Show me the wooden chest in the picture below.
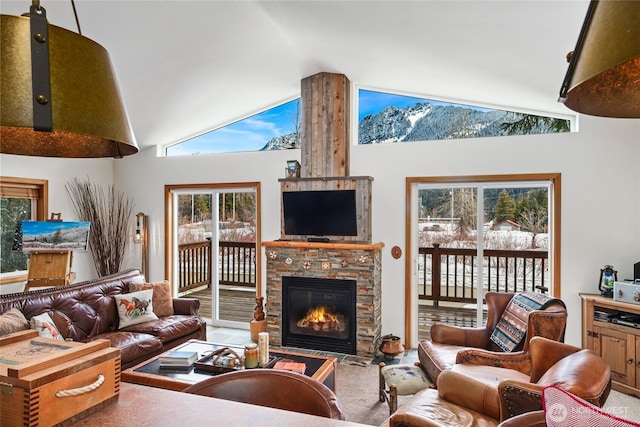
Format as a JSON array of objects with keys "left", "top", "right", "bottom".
[{"left": 0, "top": 330, "right": 120, "bottom": 427}]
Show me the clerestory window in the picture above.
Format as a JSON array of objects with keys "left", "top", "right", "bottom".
[
  {"left": 165, "top": 98, "right": 301, "bottom": 156},
  {"left": 165, "top": 88, "right": 572, "bottom": 156},
  {"left": 357, "top": 89, "right": 572, "bottom": 145}
]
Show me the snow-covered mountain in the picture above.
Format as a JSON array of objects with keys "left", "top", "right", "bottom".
[
  {"left": 358, "top": 102, "right": 515, "bottom": 144},
  {"left": 262, "top": 101, "right": 563, "bottom": 150}
]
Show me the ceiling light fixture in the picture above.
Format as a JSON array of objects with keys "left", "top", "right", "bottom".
[
  {"left": 558, "top": 0, "right": 640, "bottom": 118},
  {"left": 0, "top": 0, "right": 138, "bottom": 158}
]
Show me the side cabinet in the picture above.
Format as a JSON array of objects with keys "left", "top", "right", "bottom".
[{"left": 581, "top": 293, "right": 640, "bottom": 398}]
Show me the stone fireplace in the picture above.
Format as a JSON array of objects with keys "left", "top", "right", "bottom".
[
  {"left": 264, "top": 241, "right": 383, "bottom": 358},
  {"left": 263, "top": 72, "right": 383, "bottom": 358}
]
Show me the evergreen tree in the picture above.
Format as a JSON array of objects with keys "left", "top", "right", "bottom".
[
  {"left": 193, "top": 194, "right": 210, "bottom": 222},
  {"left": 1, "top": 199, "right": 30, "bottom": 273},
  {"left": 494, "top": 190, "right": 516, "bottom": 223},
  {"left": 500, "top": 113, "right": 569, "bottom": 135}
]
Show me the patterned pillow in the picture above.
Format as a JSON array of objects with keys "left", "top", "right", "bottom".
[
  {"left": 543, "top": 386, "right": 640, "bottom": 427},
  {"left": 30, "top": 312, "right": 64, "bottom": 340},
  {"left": 381, "top": 364, "right": 432, "bottom": 395},
  {"left": 0, "top": 308, "right": 29, "bottom": 336},
  {"left": 128, "top": 280, "right": 174, "bottom": 317},
  {"left": 114, "top": 289, "right": 159, "bottom": 329}
]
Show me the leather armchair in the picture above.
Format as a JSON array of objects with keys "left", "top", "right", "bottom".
[
  {"left": 390, "top": 337, "right": 611, "bottom": 427},
  {"left": 418, "top": 291, "right": 567, "bottom": 383},
  {"left": 182, "top": 369, "right": 345, "bottom": 420},
  {"left": 441, "top": 337, "right": 611, "bottom": 420}
]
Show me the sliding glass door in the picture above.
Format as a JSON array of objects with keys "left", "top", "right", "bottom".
[
  {"left": 409, "top": 175, "right": 558, "bottom": 343},
  {"left": 167, "top": 183, "right": 260, "bottom": 328}
]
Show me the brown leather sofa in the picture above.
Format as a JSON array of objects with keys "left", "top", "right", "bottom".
[
  {"left": 389, "top": 337, "right": 611, "bottom": 427},
  {"left": 183, "top": 369, "right": 345, "bottom": 420},
  {"left": 418, "top": 291, "right": 567, "bottom": 383},
  {"left": 0, "top": 269, "right": 207, "bottom": 369}
]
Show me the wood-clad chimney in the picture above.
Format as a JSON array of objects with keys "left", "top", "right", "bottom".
[{"left": 300, "top": 72, "right": 350, "bottom": 178}]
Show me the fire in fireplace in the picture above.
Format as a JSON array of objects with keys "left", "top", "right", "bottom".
[
  {"left": 295, "top": 305, "right": 347, "bottom": 336},
  {"left": 282, "top": 276, "right": 357, "bottom": 354}
]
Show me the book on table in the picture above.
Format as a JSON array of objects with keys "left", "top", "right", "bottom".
[
  {"left": 159, "top": 350, "right": 198, "bottom": 367},
  {"left": 273, "top": 360, "right": 307, "bottom": 374}
]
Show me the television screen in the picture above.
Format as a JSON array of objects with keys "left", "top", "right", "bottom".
[
  {"left": 15, "top": 221, "right": 91, "bottom": 252},
  {"left": 283, "top": 190, "right": 358, "bottom": 237}
]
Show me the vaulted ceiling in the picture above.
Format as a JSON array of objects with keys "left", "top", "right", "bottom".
[{"left": 1, "top": 0, "right": 590, "bottom": 151}]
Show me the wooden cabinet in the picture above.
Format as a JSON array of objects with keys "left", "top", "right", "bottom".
[
  {"left": 581, "top": 293, "right": 640, "bottom": 397},
  {"left": 0, "top": 330, "right": 120, "bottom": 427}
]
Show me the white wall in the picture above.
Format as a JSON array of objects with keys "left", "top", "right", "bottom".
[
  {"left": 3, "top": 115, "right": 639, "bottom": 348},
  {"left": 0, "top": 154, "right": 114, "bottom": 289}
]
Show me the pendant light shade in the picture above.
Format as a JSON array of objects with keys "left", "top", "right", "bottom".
[
  {"left": 559, "top": 0, "right": 640, "bottom": 118},
  {"left": 0, "top": 6, "right": 138, "bottom": 158}
]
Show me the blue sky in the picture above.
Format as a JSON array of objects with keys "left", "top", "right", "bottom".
[
  {"left": 166, "top": 90, "right": 478, "bottom": 156},
  {"left": 358, "top": 90, "right": 429, "bottom": 120},
  {"left": 166, "top": 100, "right": 300, "bottom": 156},
  {"left": 22, "top": 221, "right": 90, "bottom": 236}
]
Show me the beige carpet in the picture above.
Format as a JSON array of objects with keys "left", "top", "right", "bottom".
[
  {"left": 336, "top": 358, "right": 640, "bottom": 426},
  {"left": 336, "top": 359, "right": 411, "bottom": 426}
]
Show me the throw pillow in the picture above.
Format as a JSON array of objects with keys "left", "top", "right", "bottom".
[
  {"left": 30, "top": 312, "right": 64, "bottom": 340},
  {"left": 0, "top": 308, "right": 29, "bottom": 336},
  {"left": 543, "top": 386, "right": 640, "bottom": 427},
  {"left": 128, "top": 280, "right": 174, "bottom": 317},
  {"left": 114, "top": 289, "right": 159, "bottom": 329}
]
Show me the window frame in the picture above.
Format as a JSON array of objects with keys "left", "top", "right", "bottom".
[
  {"left": 353, "top": 86, "right": 576, "bottom": 146},
  {"left": 0, "top": 176, "right": 48, "bottom": 285},
  {"left": 404, "top": 173, "right": 561, "bottom": 348}
]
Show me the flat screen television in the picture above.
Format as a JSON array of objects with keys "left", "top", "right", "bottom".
[{"left": 283, "top": 190, "right": 358, "bottom": 238}]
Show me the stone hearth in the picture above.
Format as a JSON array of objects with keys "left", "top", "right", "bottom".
[{"left": 264, "top": 241, "right": 383, "bottom": 358}]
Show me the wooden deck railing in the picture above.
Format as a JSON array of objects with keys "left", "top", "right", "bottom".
[
  {"left": 178, "top": 241, "right": 547, "bottom": 305},
  {"left": 418, "top": 243, "right": 548, "bottom": 306},
  {"left": 177, "top": 241, "right": 256, "bottom": 293}
]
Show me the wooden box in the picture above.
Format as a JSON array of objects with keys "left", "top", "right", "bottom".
[{"left": 0, "top": 330, "right": 120, "bottom": 427}]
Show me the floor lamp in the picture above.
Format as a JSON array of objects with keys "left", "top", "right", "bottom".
[{"left": 135, "top": 212, "right": 149, "bottom": 280}]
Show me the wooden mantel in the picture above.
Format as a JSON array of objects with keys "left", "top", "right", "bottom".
[{"left": 263, "top": 240, "right": 384, "bottom": 251}]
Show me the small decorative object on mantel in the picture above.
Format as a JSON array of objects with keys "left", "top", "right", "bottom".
[
  {"left": 250, "top": 297, "right": 267, "bottom": 342},
  {"left": 285, "top": 160, "right": 301, "bottom": 178}
]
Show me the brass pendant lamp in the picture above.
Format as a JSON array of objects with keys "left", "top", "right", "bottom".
[
  {"left": 559, "top": 0, "right": 640, "bottom": 118},
  {"left": 0, "top": 1, "right": 138, "bottom": 158}
]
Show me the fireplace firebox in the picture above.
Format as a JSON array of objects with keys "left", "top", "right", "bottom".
[{"left": 282, "top": 276, "right": 357, "bottom": 354}]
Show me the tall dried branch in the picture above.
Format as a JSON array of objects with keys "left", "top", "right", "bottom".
[{"left": 66, "top": 178, "right": 134, "bottom": 277}]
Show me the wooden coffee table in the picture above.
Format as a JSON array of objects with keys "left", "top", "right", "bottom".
[{"left": 121, "top": 339, "right": 337, "bottom": 392}]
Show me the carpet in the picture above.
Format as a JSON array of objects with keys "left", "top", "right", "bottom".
[{"left": 337, "top": 359, "right": 410, "bottom": 426}]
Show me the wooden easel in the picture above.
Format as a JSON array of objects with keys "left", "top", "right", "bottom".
[{"left": 24, "top": 214, "right": 76, "bottom": 291}]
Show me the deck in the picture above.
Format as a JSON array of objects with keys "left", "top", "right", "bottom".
[{"left": 182, "top": 287, "right": 483, "bottom": 342}]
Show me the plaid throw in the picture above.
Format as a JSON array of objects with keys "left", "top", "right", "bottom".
[{"left": 489, "top": 291, "right": 561, "bottom": 352}]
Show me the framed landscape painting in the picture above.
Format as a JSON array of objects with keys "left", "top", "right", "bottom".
[{"left": 15, "top": 221, "right": 91, "bottom": 252}]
